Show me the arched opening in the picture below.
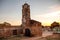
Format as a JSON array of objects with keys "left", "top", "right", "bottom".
[{"left": 24, "top": 28, "right": 31, "bottom": 37}]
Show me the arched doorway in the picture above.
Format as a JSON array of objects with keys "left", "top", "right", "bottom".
[{"left": 24, "top": 28, "right": 31, "bottom": 37}]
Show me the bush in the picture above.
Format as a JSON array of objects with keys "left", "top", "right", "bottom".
[{"left": 0, "top": 37, "right": 7, "bottom": 40}]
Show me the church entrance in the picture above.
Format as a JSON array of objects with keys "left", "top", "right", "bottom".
[{"left": 24, "top": 28, "right": 31, "bottom": 37}]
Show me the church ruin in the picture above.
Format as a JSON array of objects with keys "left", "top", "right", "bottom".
[
  {"left": 0, "top": 3, "right": 42, "bottom": 38},
  {"left": 22, "top": 3, "right": 42, "bottom": 37}
]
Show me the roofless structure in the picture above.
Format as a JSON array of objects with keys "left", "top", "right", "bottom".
[{"left": 22, "top": 3, "right": 42, "bottom": 37}]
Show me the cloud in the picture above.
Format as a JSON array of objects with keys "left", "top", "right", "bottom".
[
  {"left": 48, "top": 5, "right": 60, "bottom": 12},
  {"left": 32, "top": 11, "right": 60, "bottom": 26}
]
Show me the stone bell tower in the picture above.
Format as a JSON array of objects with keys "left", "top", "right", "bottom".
[{"left": 22, "top": 3, "right": 30, "bottom": 29}]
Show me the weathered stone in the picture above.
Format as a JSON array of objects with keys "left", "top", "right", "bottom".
[{"left": 22, "top": 3, "right": 42, "bottom": 37}]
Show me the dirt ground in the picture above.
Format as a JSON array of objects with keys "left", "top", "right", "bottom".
[
  {"left": 0, "top": 31, "right": 60, "bottom": 40},
  {"left": 4, "top": 34, "right": 60, "bottom": 40}
]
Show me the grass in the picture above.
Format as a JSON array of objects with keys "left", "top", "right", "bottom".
[
  {"left": 0, "top": 35, "right": 22, "bottom": 40},
  {"left": 46, "top": 37, "right": 60, "bottom": 40},
  {"left": 46, "top": 34, "right": 60, "bottom": 40},
  {"left": 0, "top": 37, "right": 7, "bottom": 40}
]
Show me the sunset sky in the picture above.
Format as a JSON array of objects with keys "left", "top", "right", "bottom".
[{"left": 0, "top": 0, "right": 60, "bottom": 26}]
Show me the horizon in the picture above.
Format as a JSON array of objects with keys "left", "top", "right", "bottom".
[{"left": 0, "top": 0, "right": 60, "bottom": 26}]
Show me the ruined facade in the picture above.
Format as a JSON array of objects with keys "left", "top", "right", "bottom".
[
  {"left": 0, "top": 3, "right": 42, "bottom": 38},
  {"left": 22, "top": 3, "right": 42, "bottom": 37},
  {"left": 0, "top": 23, "right": 22, "bottom": 38}
]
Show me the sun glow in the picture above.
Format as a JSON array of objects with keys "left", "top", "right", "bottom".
[
  {"left": 32, "top": 11, "right": 60, "bottom": 26},
  {"left": 42, "top": 11, "right": 60, "bottom": 26}
]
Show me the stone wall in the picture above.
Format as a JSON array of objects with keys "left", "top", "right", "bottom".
[{"left": 0, "top": 27, "right": 22, "bottom": 38}]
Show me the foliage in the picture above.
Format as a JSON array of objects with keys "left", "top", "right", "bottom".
[
  {"left": 0, "top": 37, "right": 7, "bottom": 40},
  {"left": 46, "top": 37, "right": 60, "bottom": 40},
  {"left": 53, "top": 27, "right": 60, "bottom": 33}
]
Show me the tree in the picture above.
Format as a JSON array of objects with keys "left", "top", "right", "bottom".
[
  {"left": 51, "top": 22, "right": 59, "bottom": 29},
  {"left": 3, "top": 22, "right": 11, "bottom": 26}
]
